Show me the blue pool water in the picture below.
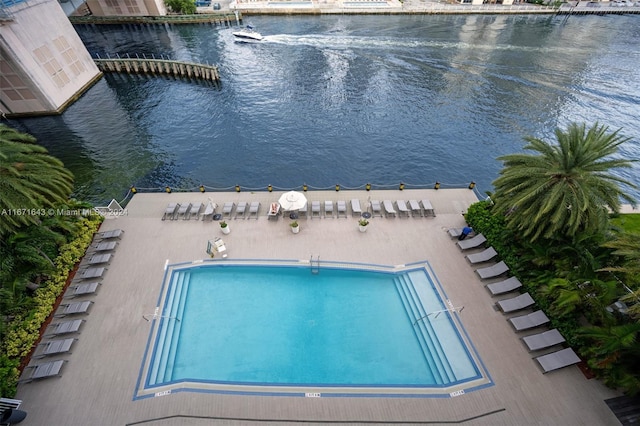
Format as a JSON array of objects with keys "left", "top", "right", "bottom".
[{"left": 144, "top": 263, "right": 481, "bottom": 392}]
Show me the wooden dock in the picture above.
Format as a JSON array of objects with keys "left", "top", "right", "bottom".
[
  {"left": 69, "top": 13, "right": 240, "bottom": 26},
  {"left": 94, "top": 57, "right": 220, "bottom": 82}
]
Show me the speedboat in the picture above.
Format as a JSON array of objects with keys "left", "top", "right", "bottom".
[{"left": 232, "top": 25, "right": 263, "bottom": 42}]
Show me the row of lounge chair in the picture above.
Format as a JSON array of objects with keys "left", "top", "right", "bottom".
[
  {"left": 161, "top": 198, "right": 439, "bottom": 221},
  {"left": 453, "top": 228, "right": 581, "bottom": 374},
  {"left": 19, "top": 229, "right": 124, "bottom": 383}
]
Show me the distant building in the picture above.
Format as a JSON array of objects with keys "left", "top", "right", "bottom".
[{"left": 0, "top": 0, "right": 101, "bottom": 116}]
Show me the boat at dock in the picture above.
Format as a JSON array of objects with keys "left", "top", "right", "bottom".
[{"left": 232, "top": 25, "right": 263, "bottom": 42}]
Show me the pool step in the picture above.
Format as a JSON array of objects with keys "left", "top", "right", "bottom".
[
  {"left": 163, "top": 270, "right": 191, "bottom": 382},
  {"left": 394, "top": 275, "right": 455, "bottom": 384},
  {"left": 148, "top": 270, "right": 190, "bottom": 385}
]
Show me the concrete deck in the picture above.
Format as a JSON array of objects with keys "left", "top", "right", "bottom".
[{"left": 16, "top": 189, "right": 620, "bottom": 425}]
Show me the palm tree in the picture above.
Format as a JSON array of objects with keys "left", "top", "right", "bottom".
[
  {"left": 0, "top": 125, "right": 74, "bottom": 235},
  {"left": 492, "top": 122, "right": 637, "bottom": 242}
]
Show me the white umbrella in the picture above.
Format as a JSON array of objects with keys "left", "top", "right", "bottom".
[{"left": 278, "top": 191, "right": 307, "bottom": 211}]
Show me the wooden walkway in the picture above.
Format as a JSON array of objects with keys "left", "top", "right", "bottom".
[
  {"left": 14, "top": 189, "right": 621, "bottom": 425},
  {"left": 94, "top": 58, "right": 220, "bottom": 82},
  {"left": 69, "top": 13, "right": 240, "bottom": 26}
]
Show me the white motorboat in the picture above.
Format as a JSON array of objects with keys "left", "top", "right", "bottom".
[{"left": 232, "top": 25, "right": 263, "bottom": 42}]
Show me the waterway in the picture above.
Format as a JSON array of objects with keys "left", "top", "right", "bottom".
[{"left": 7, "top": 14, "right": 640, "bottom": 205}]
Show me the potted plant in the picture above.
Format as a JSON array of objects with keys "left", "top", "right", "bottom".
[
  {"left": 358, "top": 218, "right": 369, "bottom": 233},
  {"left": 290, "top": 220, "right": 300, "bottom": 234},
  {"left": 220, "top": 220, "right": 230, "bottom": 234}
]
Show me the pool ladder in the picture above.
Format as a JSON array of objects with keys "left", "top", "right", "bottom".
[{"left": 310, "top": 255, "right": 320, "bottom": 274}]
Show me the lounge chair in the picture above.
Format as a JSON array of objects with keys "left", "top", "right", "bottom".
[
  {"left": 448, "top": 228, "right": 463, "bottom": 238},
  {"left": 535, "top": 347, "right": 581, "bottom": 373},
  {"left": 508, "top": 310, "right": 550, "bottom": 331},
  {"left": 351, "top": 199, "right": 362, "bottom": 217},
  {"left": 201, "top": 201, "right": 217, "bottom": 221},
  {"left": 496, "top": 292, "right": 534, "bottom": 313},
  {"left": 421, "top": 199, "right": 435, "bottom": 217},
  {"left": 19, "top": 360, "right": 67, "bottom": 383},
  {"left": 408, "top": 200, "right": 422, "bottom": 217},
  {"left": 162, "top": 203, "right": 179, "bottom": 221},
  {"left": 188, "top": 202, "right": 202, "bottom": 220},
  {"left": 92, "top": 241, "right": 117, "bottom": 252},
  {"left": 337, "top": 201, "right": 347, "bottom": 218},
  {"left": 55, "top": 301, "right": 93, "bottom": 317},
  {"left": 96, "top": 229, "right": 123, "bottom": 239},
  {"left": 66, "top": 282, "right": 100, "bottom": 298},
  {"left": 370, "top": 200, "right": 382, "bottom": 217},
  {"left": 34, "top": 338, "right": 76, "bottom": 358},
  {"left": 46, "top": 319, "right": 84, "bottom": 336},
  {"left": 235, "top": 202, "right": 247, "bottom": 219},
  {"left": 297, "top": 201, "right": 307, "bottom": 218},
  {"left": 176, "top": 202, "right": 191, "bottom": 219},
  {"left": 87, "top": 253, "right": 111, "bottom": 265},
  {"left": 457, "top": 233, "right": 487, "bottom": 250},
  {"left": 465, "top": 247, "right": 498, "bottom": 264},
  {"left": 78, "top": 267, "right": 105, "bottom": 280},
  {"left": 267, "top": 202, "right": 281, "bottom": 220},
  {"left": 212, "top": 237, "right": 227, "bottom": 258},
  {"left": 396, "top": 200, "right": 410, "bottom": 217},
  {"left": 476, "top": 260, "right": 510, "bottom": 279},
  {"left": 486, "top": 277, "right": 523, "bottom": 296},
  {"left": 311, "top": 201, "right": 321, "bottom": 219},
  {"left": 324, "top": 201, "right": 334, "bottom": 218},
  {"left": 249, "top": 202, "right": 260, "bottom": 219},
  {"left": 382, "top": 200, "right": 397, "bottom": 217},
  {"left": 221, "top": 202, "right": 234, "bottom": 218},
  {"left": 523, "top": 329, "right": 566, "bottom": 352}
]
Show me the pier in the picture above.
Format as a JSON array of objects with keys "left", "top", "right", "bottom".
[
  {"left": 94, "top": 57, "right": 220, "bottom": 82},
  {"left": 69, "top": 13, "right": 240, "bottom": 26}
]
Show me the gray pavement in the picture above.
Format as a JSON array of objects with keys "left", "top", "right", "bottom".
[{"left": 14, "top": 188, "right": 621, "bottom": 425}]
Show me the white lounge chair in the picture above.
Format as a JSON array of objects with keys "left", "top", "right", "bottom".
[
  {"left": 351, "top": 199, "right": 362, "bottom": 217},
  {"left": 486, "top": 277, "right": 522, "bottom": 296},
  {"left": 221, "top": 202, "right": 234, "bottom": 218},
  {"left": 476, "top": 260, "right": 510, "bottom": 279},
  {"left": 535, "top": 348, "right": 581, "bottom": 374},
  {"left": 496, "top": 292, "right": 534, "bottom": 313},
  {"left": 383, "top": 200, "right": 397, "bottom": 217},
  {"left": 508, "top": 310, "right": 550, "bottom": 331},
  {"left": 408, "top": 200, "right": 422, "bottom": 217},
  {"left": 396, "top": 200, "right": 410, "bottom": 217},
  {"left": 249, "top": 202, "right": 260, "bottom": 219},
  {"left": 201, "top": 201, "right": 217, "bottom": 221},
  {"left": 523, "top": 329, "right": 566, "bottom": 352},
  {"left": 235, "top": 202, "right": 247, "bottom": 219},
  {"left": 337, "top": 201, "right": 347, "bottom": 218},
  {"left": 421, "top": 199, "right": 435, "bottom": 217},
  {"left": 187, "top": 202, "right": 202, "bottom": 220},
  {"left": 19, "top": 360, "right": 67, "bottom": 383},
  {"left": 162, "top": 203, "right": 179, "bottom": 221},
  {"left": 457, "top": 233, "right": 487, "bottom": 250},
  {"left": 324, "top": 201, "right": 334, "bottom": 218},
  {"left": 34, "top": 338, "right": 76, "bottom": 359},
  {"left": 311, "top": 201, "right": 321, "bottom": 219},
  {"left": 370, "top": 200, "right": 382, "bottom": 217},
  {"left": 465, "top": 247, "right": 498, "bottom": 264},
  {"left": 297, "top": 201, "right": 307, "bottom": 218},
  {"left": 267, "top": 202, "right": 280, "bottom": 220}
]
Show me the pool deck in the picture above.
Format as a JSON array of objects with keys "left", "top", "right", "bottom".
[{"left": 15, "top": 188, "right": 621, "bottom": 425}]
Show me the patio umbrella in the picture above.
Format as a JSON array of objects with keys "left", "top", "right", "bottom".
[{"left": 278, "top": 191, "right": 307, "bottom": 211}]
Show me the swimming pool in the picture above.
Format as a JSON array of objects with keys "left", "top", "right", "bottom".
[{"left": 135, "top": 260, "right": 492, "bottom": 399}]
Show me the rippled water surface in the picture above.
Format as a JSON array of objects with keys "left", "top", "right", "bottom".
[{"left": 10, "top": 14, "right": 640, "bottom": 204}]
